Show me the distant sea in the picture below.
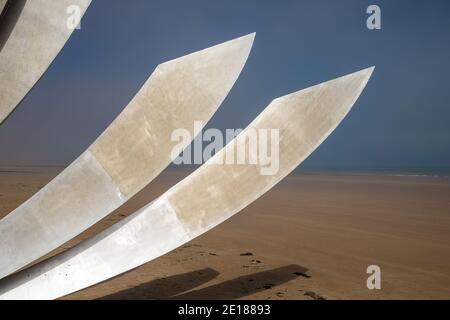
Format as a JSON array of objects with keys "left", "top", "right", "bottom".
[
  {"left": 1, "top": 164, "right": 450, "bottom": 178},
  {"left": 297, "top": 166, "right": 450, "bottom": 178}
]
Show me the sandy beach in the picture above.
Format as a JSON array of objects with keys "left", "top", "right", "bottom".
[{"left": 1, "top": 168, "right": 449, "bottom": 299}]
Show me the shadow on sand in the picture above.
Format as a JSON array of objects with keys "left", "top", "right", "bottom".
[
  {"left": 99, "top": 264, "right": 308, "bottom": 300},
  {"left": 98, "top": 268, "right": 220, "bottom": 300}
]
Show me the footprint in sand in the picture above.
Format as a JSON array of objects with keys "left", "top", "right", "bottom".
[{"left": 302, "top": 290, "right": 326, "bottom": 300}]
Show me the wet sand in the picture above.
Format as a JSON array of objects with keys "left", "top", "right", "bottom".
[{"left": 1, "top": 167, "right": 450, "bottom": 299}]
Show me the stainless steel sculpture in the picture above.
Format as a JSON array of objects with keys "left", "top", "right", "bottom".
[
  {"left": 0, "top": 67, "right": 374, "bottom": 300},
  {"left": 0, "top": 33, "right": 255, "bottom": 280},
  {"left": 0, "top": 0, "right": 91, "bottom": 124}
]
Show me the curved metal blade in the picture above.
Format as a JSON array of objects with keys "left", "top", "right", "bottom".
[
  {"left": 0, "top": 33, "right": 255, "bottom": 280},
  {"left": 0, "top": 0, "right": 91, "bottom": 124},
  {"left": 0, "top": 67, "right": 374, "bottom": 300}
]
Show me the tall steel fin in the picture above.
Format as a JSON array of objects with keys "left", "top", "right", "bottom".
[
  {"left": 0, "top": 67, "right": 374, "bottom": 300},
  {"left": 0, "top": 33, "right": 255, "bottom": 280},
  {"left": 0, "top": 0, "right": 92, "bottom": 124}
]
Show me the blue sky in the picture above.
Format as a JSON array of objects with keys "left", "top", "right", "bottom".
[{"left": 0, "top": 0, "right": 449, "bottom": 173}]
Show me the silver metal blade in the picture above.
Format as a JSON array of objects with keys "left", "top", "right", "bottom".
[
  {"left": 0, "top": 67, "right": 374, "bottom": 300},
  {"left": 0, "top": 0, "right": 91, "bottom": 124},
  {"left": 0, "top": 33, "right": 255, "bottom": 280}
]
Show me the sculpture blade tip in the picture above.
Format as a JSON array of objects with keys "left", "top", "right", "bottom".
[
  {"left": 357, "top": 65, "right": 375, "bottom": 81},
  {"left": 272, "top": 66, "right": 375, "bottom": 121},
  {"left": 211, "top": 32, "right": 256, "bottom": 58},
  {"left": 345, "top": 65, "right": 375, "bottom": 94},
  {"left": 239, "top": 32, "right": 256, "bottom": 45},
  {"left": 155, "top": 32, "right": 256, "bottom": 108}
]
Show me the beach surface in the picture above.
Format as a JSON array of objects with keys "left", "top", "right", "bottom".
[{"left": 1, "top": 168, "right": 450, "bottom": 299}]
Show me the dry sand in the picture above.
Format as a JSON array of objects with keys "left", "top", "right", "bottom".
[{"left": 1, "top": 167, "right": 450, "bottom": 300}]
